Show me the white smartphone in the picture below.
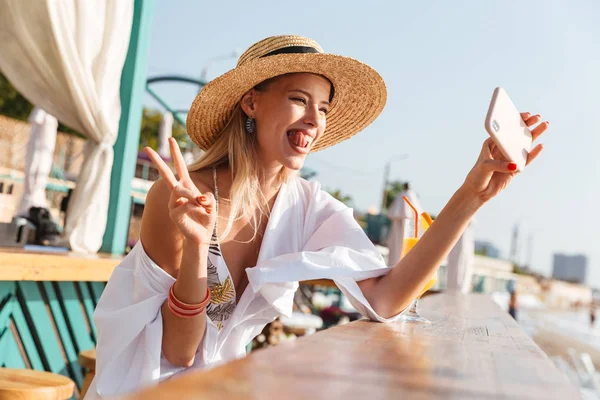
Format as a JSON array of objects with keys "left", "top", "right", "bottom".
[{"left": 484, "top": 87, "right": 532, "bottom": 172}]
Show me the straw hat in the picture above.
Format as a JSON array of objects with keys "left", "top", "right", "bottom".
[{"left": 186, "top": 35, "right": 387, "bottom": 152}]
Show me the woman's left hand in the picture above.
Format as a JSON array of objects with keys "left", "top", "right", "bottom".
[{"left": 463, "top": 112, "right": 549, "bottom": 203}]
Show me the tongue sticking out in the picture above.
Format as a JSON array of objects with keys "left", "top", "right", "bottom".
[{"left": 288, "top": 131, "right": 308, "bottom": 148}]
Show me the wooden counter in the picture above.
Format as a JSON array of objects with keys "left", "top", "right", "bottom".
[
  {"left": 0, "top": 247, "right": 121, "bottom": 281},
  {"left": 116, "top": 293, "right": 578, "bottom": 399}
]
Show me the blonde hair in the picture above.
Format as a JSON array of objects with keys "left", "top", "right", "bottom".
[{"left": 187, "top": 102, "right": 293, "bottom": 242}]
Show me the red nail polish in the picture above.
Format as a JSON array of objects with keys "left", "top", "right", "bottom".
[
  {"left": 200, "top": 196, "right": 206, "bottom": 202},
  {"left": 508, "top": 163, "right": 517, "bottom": 171}
]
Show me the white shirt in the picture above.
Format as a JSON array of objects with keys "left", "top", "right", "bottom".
[{"left": 85, "top": 178, "right": 406, "bottom": 399}]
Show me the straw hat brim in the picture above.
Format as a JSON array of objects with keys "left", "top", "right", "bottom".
[{"left": 186, "top": 53, "right": 387, "bottom": 152}]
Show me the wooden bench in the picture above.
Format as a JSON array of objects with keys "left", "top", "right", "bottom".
[
  {"left": 0, "top": 368, "right": 74, "bottom": 400},
  {"left": 118, "top": 293, "right": 579, "bottom": 400}
]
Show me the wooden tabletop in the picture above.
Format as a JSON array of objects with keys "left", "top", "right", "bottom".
[
  {"left": 115, "top": 293, "right": 578, "bottom": 400},
  {"left": 0, "top": 247, "right": 121, "bottom": 281}
]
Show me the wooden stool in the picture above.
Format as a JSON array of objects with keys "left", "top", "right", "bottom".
[
  {"left": 0, "top": 368, "right": 74, "bottom": 400},
  {"left": 78, "top": 348, "right": 96, "bottom": 399}
]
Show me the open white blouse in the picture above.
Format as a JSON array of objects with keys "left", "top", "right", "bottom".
[{"left": 85, "top": 177, "right": 405, "bottom": 399}]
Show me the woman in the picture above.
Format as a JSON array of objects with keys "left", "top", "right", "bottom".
[{"left": 87, "top": 35, "right": 548, "bottom": 398}]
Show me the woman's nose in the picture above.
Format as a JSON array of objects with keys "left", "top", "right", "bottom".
[{"left": 303, "top": 105, "right": 320, "bottom": 128}]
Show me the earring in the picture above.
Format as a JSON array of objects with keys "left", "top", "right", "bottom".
[{"left": 245, "top": 116, "right": 255, "bottom": 134}]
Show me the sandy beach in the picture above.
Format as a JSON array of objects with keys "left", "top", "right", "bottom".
[
  {"left": 532, "top": 325, "right": 600, "bottom": 367},
  {"left": 491, "top": 294, "right": 600, "bottom": 371},
  {"left": 517, "top": 306, "right": 600, "bottom": 374}
]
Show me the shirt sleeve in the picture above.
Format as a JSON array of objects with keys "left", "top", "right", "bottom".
[
  {"left": 246, "top": 181, "right": 407, "bottom": 323},
  {"left": 90, "top": 242, "right": 207, "bottom": 398}
]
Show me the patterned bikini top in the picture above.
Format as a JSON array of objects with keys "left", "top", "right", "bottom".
[{"left": 205, "top": 167, "right": 237, "bottom": 331}]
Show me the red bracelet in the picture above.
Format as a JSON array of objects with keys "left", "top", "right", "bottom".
[
  {"left": 167, "top": 300, "right": 207, "bottom": 318},
  {"left": 167, "top": 285, "right": 211, "bottom": 318},
  {"left": 169, "top": 285, "right": 211, "bottom": 310}
]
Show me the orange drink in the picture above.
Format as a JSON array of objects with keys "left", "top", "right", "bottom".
[
  {"left": 401, "top": 237, "right": 419, "bottom": 258},
  {"left": 399, "top": 195, "right": 436, "bottom": 323},
  {"left": 402, "top": 237, "right": 437, "bottom": 297}
]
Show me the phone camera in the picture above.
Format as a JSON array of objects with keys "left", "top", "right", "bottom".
[{"left": 492, "top": 120, "right": 500, "bottom": 132}]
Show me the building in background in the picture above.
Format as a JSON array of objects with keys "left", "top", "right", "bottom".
[
  {"left": 552, "top": 254, "right": 588, "bottom": 284},
  {"left": 475, "top": 240, "right": 501, "bottom": 259}
]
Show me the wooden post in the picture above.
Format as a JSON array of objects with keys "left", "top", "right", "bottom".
[{"left": 101, "top": 0, "right": 155, "bottom": 254}]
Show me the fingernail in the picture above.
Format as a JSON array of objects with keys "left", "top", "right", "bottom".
[
  {"left": 508, "top": 163, "right": 518, "bottom": 171},
  {"left": 206, "top": 210, "right": 212, "bottom": 214},
  {"left": 546, "top": 121, "right": 550, "bottom": 125},
  {"left": 536, "top": 114, "right": 541, "bottom": 118},
  {"left": 200, "top": 196, "right": 206, "bottom": 202}
]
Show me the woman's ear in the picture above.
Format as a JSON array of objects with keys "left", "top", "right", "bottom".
[{"left": 240, "top": 90, "right": 256, "bottom": 118}]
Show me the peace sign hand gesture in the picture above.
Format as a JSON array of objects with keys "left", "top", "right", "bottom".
[{"left": 143, "top": 138, "right": 216, "bottom": 246}]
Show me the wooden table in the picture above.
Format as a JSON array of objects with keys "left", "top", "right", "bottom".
[
  {"left": 116, "top": 293, "right": 579, "bottom": 399},
  {"left": 0, "top": 247, "right": 121, "bottom": 281}
]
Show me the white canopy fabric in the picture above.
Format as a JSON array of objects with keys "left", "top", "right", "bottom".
[
  {"left": 386, "top": 188, "right": 423, "bottom": 266},
  {"left": 446, "top": 219, "right": 475, "bottom": 293},
  {"left": 0, "top": 0, "right": 134, "bottom": 252},
  {"left": 157, "top": 112, "right": 173, "bottom": 158},
  {"left": 17, "top": 107, "right": 58, "bottom": 217}
]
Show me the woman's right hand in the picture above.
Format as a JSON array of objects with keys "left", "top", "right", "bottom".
[{"left": 143, "top": 138, "right": 216, "bottom": 245}]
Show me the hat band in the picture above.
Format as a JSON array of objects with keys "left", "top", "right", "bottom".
[{"left": 261, "top": 46, "right": 320, "bottom": 58}]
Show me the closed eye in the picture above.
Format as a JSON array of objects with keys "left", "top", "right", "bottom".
[{"left": 290, "top": 97, "right": 307, "bottom": 104}]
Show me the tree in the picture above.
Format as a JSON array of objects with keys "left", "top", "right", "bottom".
[
  {"left": 0, "top": 72, "right": 34, "bottom": 121},
  {"left": 384, "top": 180, "right": 409, "bottom": 209},
  {"left": 328, "top": 189, "right": 353, "bottom": 205},
  {"left": 300, "top": 167, "right": 317, "bottom": 180},
  {"left": 138, "top": 108, "right": 188, "bottom": 151}
]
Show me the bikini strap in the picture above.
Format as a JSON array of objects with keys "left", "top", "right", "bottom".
[{"left": 212, "top": 166, "right": 219, "bottom": 236}]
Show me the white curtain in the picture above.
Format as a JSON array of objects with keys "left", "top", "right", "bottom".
[
  {"left": 0, "top": 0, "right": 134, "bottom": 252},
  {"left": 17, "top": 107, "right": 58, "bottom": 217},
  {"left": 157, "top": 111, "right": 173, "bottom": 158}
]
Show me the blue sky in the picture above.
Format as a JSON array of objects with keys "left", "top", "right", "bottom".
[{"left": 143, "top": 0, "right": 600, "bottom": 285}]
